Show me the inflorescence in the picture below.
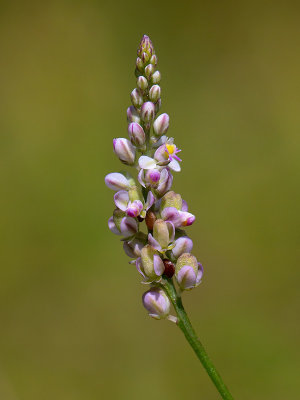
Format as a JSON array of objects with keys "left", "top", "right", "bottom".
[{"left": 105, "top": 35, "right": 203, "bottom": 321}]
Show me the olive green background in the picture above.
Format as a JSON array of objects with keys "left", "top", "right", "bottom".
[{"left": 0, "top": 1, "right": 299, "bottom": 399}]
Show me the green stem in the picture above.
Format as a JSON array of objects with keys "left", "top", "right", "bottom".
[{"left": 162, "top": 278, "right": 234, "bottom": 400}]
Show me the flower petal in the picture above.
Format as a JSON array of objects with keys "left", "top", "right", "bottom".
[
  {"left": 153, "top": 254, "right": 164, "bottom": 276},
  {"left": 148, "top": 233, "right": 162, "bottom": 251},
  {"left": 136, "top": 257, "right": 146, "bottom": 278},
  {"left": 180, "top": 211, "right": 196, "bottom": 226},
  {"left": 152, "top": 135, "right": 168, "bottom": 148},
  {"left": 138, "top": 156, "right": 157, "bottom": 170},
  {"left": 146, "top": 191, "right": 155, "bottom": 210},
  {"left": 105, "top": 173, "right": 130, "bottom": 191},
  {"left": 166, "top": 221, "right": 175, "bottom": 242},
  {"left": 168, "top": 158, "right": 181, "bottom": 172},
  {"left": 177, "top": 265, "right": 196, "bottom": 290},
  {"left": 137, "top": 169, "right": 146, "bottom": 187},
  {"left": 114, "top": 190, "right": 129, "bottom": 211},
  {"left": 108, "top": 217, "right": 121, "bottom": 235},
  {"left": 154, "top": 145, "right": 167, "bottom": 162},
  {"left": 120, "top": 217, "right": 138, "bottom": 237},
  {"left": 172, "top": 236, "right": 193, "bottom": 258},
  {"left": 161, "top": 207, "right": 182, "bottom": 227},
  {"left": 126, "top": 200, "right": 143, "bottom": 217},
  {"left": 181, "top": 200, "right": 188, "bottom": 212}
]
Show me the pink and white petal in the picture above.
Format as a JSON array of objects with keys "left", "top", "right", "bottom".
[
  {"left": 148, "top": 233, "right": 162, "bottom": 251},
  {"left": 177, "top": 265, "right": 196, "bottom": 290},
  {"left": 120, "top": 217, "right": 138, "bottom": 237},
  {"left": 138, "top": 156, "right": 157, "bottom": 170},
  {"left": 154, "top": 145, "right": 167, "bottom": 162},
  {"left": 146, "top": 191, "right": 155, "bottom": 210},
  {"left": 138, "top": 169, "right": 146, "bottom": 187},
  {"left": 179, "top": 211, "right": 196, "bottom": 227},
  {"left": 105, "top": 172, "right": 129, "bottom": 191},
  {"left": 108, "top": 217, "right": 121, "bottom": 235},
  {"left": 114, "top": 190, "right": 129, "bottom": 211},
  {"left": 136, "top": 257, "right": 146, "bottom": 278},
  {"left": 168, "top": 158, "right": 181, "bottom": 172},
  {"left": 136, "top": 200, "right": 144, "bottom": 212},
  {"left": 157, "top": 169, "right": 173, "bottom": 195},
  {"left": 172, "top": 237, "right": 193, "bottom": 258},
  {"left": 166, "top": 221, "right": 175, "bottom": 242},
  {"left": 159, "top": 167, "right": 168, "bottom": 183},
  {"left": 161, "top": 207, "right": 181, "bottom": 227},
  {"left": 126, "top": 200, "right": 143, "bottom": 217},
  {"left": 153, "top": 254, "right": 164, "bottom": 276},
  {"left": 152, "top": 135, "right": 168, "bottom": 148},
  {"left": 181, "top": 200, "right": 188, "bottom": 212}
]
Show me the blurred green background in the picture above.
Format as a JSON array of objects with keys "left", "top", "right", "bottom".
[{"left": 0, "top": 1, "right": 299, "bottom": 399}]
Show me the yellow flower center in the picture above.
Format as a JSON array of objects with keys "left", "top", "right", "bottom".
[{"left": 165, "top": 144, "right": 176, "bottom": 156}]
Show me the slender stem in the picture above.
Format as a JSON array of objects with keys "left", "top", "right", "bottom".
[{"left": 162, "top": 278, "right": 234, "bottom": 400}]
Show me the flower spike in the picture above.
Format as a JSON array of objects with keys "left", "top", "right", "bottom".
[{"left": 103, "top": 34, "right": 236, "bottom": 400}]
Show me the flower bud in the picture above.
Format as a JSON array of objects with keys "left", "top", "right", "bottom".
[
  {"left": 127, "top": 106, "right": 141, "bottom": 124},
  {"left": 175, "top": 253, "right": 198, "bottom": 290},
  {"left": 113, "top": 138, "right": 136, "bottom": 165},
  {"left": 126, "top": 200, "right": 143, "bottom": 218},
  {"left": 144, "top": 169, "right": 160, "bottom": 187},
  {"left": 138, "top": 35, "right": 154, "bottom": 58},
  {"left": 149, "top": 85, "right": 161, "bottom": 102},
  {"left": 142, "top": 287, "right": 170, "bottom": 320},
  {"left": 145, "top": 64, "right": 155, "bottom": 79},
  {"left": 130, "top": 88, "right": 143, "bottom": 108},
  {"left": 113, "top": 209, "right": 138, "bottom": 237},
  {"left": 150, "top": 54, "right": 158, "bottom": 66},
  {"left": 153, "top": 113, "right": 169, "bottom": 136},
  {"left": 128, "top": 122, "right": 146, "bottom": 147},
  {"left": 161, "top": 191, "right": 182, "bottom": 211},
  {"left": 105, "top": 172, "right": 131, "bottom": 191},
  {"left": 151, "top": 70, "right": 161, "bottom": 84},
  {"left": 141, "top": 245, "right": 164, "bottom": 281},
  {"left": 136, "top": 57, "right": 144, "bottom": 71},
  {"left": 137, "top": 76, "right": 148, "bottom": 90},
  {"left": 172, "top": 236, "right": 193, "bottom": 258},
  {"left": 141, "top": 102, "right": 155, "bottom": 122}
]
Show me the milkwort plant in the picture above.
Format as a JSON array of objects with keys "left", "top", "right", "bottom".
[{"left": 105, "top": 35, "right": 234, "bottom": 400}]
